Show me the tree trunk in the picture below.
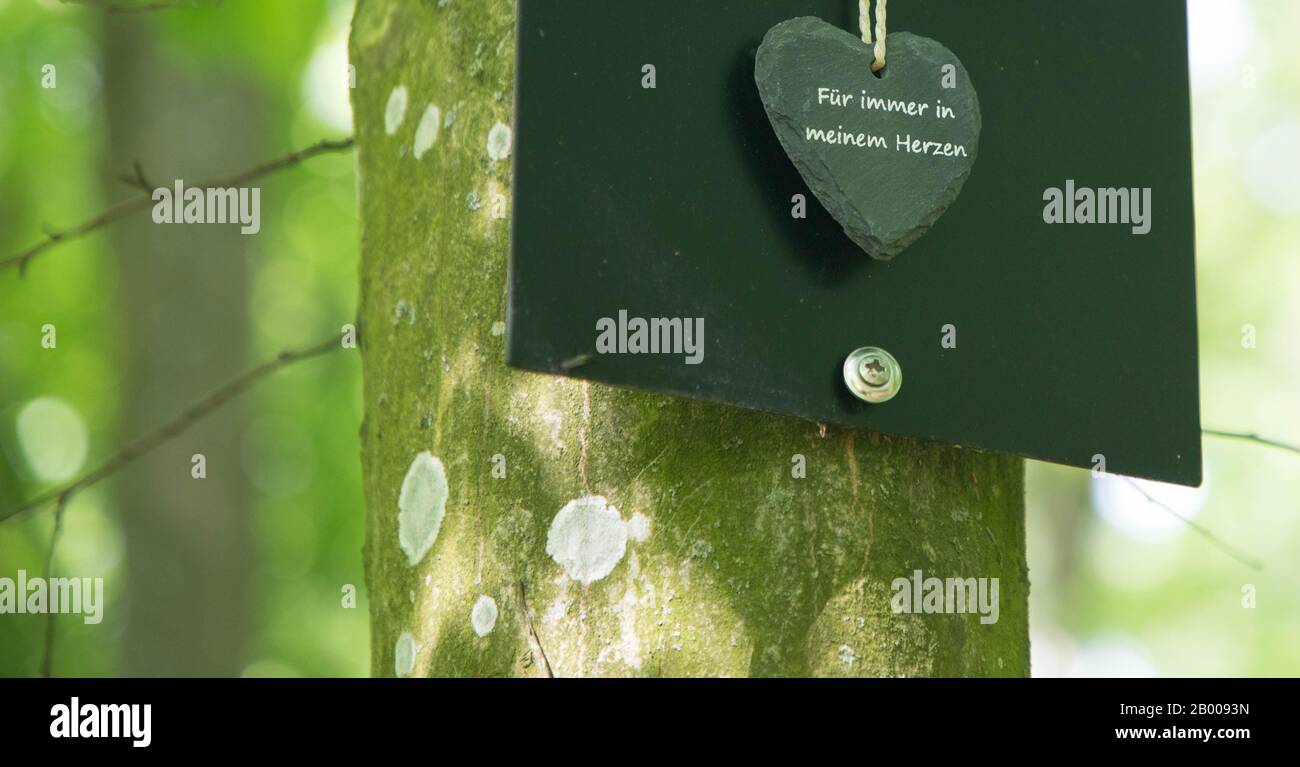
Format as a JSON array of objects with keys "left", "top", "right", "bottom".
[
  {"left": 103, "top": 16, "right": 258, "bottom": 676},
  {"left": 350, "top": 0, "right": 1028, "bottom": 678}
]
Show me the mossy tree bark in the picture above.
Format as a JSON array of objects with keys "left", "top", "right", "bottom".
[{"left": 351, "top": 0, "right": 1028, "bottom": 678}]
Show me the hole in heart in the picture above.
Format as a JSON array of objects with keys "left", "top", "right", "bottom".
[{"left": 871, "top": 64, "right": 887, "bottom": 79}]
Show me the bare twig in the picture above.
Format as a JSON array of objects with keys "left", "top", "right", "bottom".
[
  {"left": 61, "top": 0, "right": 222, "bottom": 13},
  {"left": 118, "top": 159, "right": 154, "bottom": 193},
  {"left": 1, "top": 334, "right": 346, "bottom": 524},
  {"left": 39, "top": 494, "right": 72, "bottom": 678},
  {"left": 1204, "top": 428, "right": 1300, "bottom": 457},
  {"left": 517, "top": 579, "right": 555, "bottom": 678},
  {"left": 1, "top": 137, "right": 354, "bottom": 276},
  {"left": 1122, "top": 478, "right": 1262, "bottom": 571}
]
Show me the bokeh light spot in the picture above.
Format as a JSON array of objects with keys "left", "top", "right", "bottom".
[{"left": 15, "top": 395, "right": 88, "bottom": 482}]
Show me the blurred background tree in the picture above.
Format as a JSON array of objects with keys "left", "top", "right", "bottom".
[
  {"left": 0, "top": 0, "right": 1297, "bottom": 677},
  {"left": 1, "top": 0, "right": 366, "bottom": 676}
]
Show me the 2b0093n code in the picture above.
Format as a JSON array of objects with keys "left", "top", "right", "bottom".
[{"left": 1121, "top": 703, "right": 1249, "bottom": 718}]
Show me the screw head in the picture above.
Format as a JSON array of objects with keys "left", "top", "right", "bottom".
[{"left": 843, "top": 347, "right": 901, "bottom": 404}]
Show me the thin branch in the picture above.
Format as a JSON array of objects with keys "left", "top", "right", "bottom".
[
  {"left": 1122, "top": 478, "right": 1262, "bottom": 571},
  {"left": 1204, "top": 428, "right": 1300, "bottom": 457},
  {"left": 39, "top": 494, "right": 72, "bottom": 678},
  {"left": 118, "top": 159, "right": 154, "bottom": 193},
  {"left": 1, "top": 137, "right": 354, "bottom": 276},
  {"left": 1, "top": 334, "right": 346, "bottom": 524},
  {"left": 61, "top": 0, "right": 222, "bottom": 13}
]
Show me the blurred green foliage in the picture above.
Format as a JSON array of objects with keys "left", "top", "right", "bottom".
[{"left": 1, "top": 0, "right": 366, "bottom": 677}]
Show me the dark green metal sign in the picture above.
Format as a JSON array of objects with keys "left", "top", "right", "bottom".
[{"left": 508, "top": 0, "right": 1202, "bottom": 486}]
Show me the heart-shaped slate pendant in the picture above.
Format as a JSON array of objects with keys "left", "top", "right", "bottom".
[{"left": 756, "top": 17, "right": 982, "bottom": 261}]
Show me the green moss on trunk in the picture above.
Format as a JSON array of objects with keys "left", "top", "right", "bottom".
[{"left": 351, "top": 0, "right": 1028, "bottom": 678}]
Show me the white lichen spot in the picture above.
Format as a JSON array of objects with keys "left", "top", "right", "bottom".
[
  {"left": 838, "top": 644, "right": 857, "bottom": 667},
  {"left": 486, "top": 121, "right": 512, "bottom": 161},
  {"left": 413, "top": 104, "right": 441, "bottom": 159},
  {"left": 384, "top": 85, "right": 409, "bottom": 136},
  {"left": 392, "top": 298, "right": 415, "bottom": 326},
  {"left": 397, "top": 452, "right": 449, "bottom": 566},
  {"left": 470, "top": 595, "right": 498, "bottom": 637},
  {"left": 490, "top": 321, "right": 506, "bottom": 337},
  {"left": 394, "top": 632, "right": 416, "bottom": 677},
  {"left": 546, "top": 496, "right": 628, "bottom": 585},
  {"left": 688, "top": 539, "right": 713, "bottom": 560},
  {"left": 627, "top": 512, "right": 651, "bottom": 542}
]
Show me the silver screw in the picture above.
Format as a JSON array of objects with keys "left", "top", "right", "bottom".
[{"left": 843, "top": 347, "right": 902, "bottom": 404}]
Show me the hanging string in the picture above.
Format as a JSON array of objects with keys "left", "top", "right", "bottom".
[
  {"left": 872, "top": 0, "right": 887, "bottom": 71},
  {"left": 859, "top": 0, "right": 888, "bottom": 72}
]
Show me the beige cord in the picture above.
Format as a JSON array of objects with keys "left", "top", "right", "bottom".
[
  {"left": 859, "top": 0, "right": 888, "bottom": 72},
  {"left": 872, "top": 0, "right": 887, "bottom": 71}
]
